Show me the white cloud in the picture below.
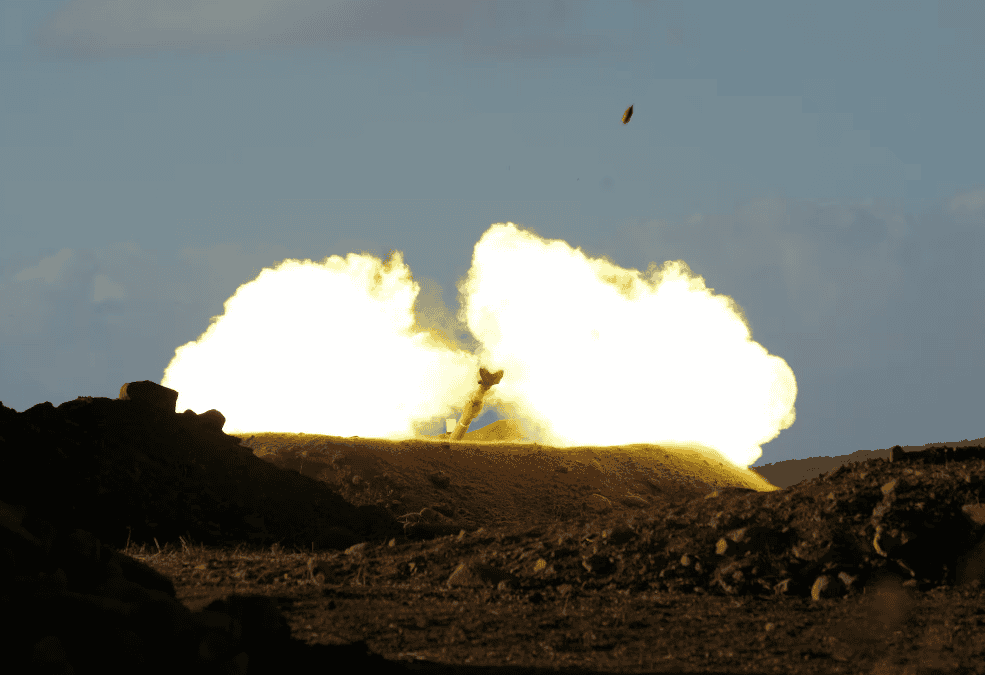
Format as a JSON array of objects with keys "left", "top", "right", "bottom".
[
  {"left": 33, "top": 0, "right": 620, "bottom": 62},
  {"left": 949, "top": 187, "right": 985, "bottom": 214},
  {"left": 13, "top": 248, "right": 74, "bottom": 284}
]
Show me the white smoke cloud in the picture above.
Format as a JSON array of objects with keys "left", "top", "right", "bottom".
[
  {"left": 154, "top": 222, "right": 797, "bottom": 468},
  {"left": 162, "top": 250, "right": 481, "bottom": 439},
  {"left": 459, "top": 223, "right": 797, "bottom": 467}
]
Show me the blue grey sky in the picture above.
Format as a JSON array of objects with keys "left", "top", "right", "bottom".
[{"left": 1, "top": 0, "right": 984, "bottom": 467}]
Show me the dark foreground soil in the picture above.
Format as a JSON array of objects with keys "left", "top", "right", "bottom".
[
  {"left": 126, "top": 431, "right": 985, "bottom": 675},
  {"left": 119, "top": 552, "right": 985, "bottom": 675},
  {"left": 4, "top": 387, "right": 985, "bottom": 674}
]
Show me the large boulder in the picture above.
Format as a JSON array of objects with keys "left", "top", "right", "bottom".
[{"left": 119, "top": 381, "right": 179, "bottom": 412}]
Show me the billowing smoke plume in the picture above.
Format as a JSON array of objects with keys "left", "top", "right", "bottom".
[
  {"left": 162, "top": 222, "right": 796, "bottom": 468},
  {"left": 460, "top": 223, "right": 796, "bottom": 467},
  {"left": 162, "top": 251, "right": 482, "bottom": 440}
]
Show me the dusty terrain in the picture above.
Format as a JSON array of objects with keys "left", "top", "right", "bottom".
[{"left": 3, "top": 381, "right": 985, "bottom": 674}]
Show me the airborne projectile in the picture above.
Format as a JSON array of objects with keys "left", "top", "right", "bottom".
[{"left": 622, "top": 104, "right": 633, "bottom": 125}]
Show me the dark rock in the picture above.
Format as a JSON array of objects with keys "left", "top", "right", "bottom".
[
  {"left": 1, "top": 381, "right": 407, "bottom": 674},
  {"left": 198, "top": 409, "right": 226, "bottom": 431},
  {"left": 119, "top": 380, "right": 179, "bottom": 412}
]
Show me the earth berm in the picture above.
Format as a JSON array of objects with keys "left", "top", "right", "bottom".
[{"left": 3, "top": 380, "right": 985, "bottom": 674}]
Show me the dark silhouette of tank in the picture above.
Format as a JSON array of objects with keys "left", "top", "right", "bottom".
[{"left": 622, "top": 104, "right": 633, "bottom": 125}]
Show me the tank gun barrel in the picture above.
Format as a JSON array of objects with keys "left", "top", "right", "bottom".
[{"left": 449, "top": 367, "right": 504, "bottom": 441}]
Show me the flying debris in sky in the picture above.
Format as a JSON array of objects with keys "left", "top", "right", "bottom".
[{"left": 622, "top": 104, "right": 633, "bottom": 125}]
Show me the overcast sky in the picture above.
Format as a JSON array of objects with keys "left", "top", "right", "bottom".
[{"left": 2, "top": 0, "right": 984, "bottom": 466}]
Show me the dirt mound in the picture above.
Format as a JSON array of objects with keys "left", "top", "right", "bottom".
[
  {"left": 235, "top": 428, "right": 778, "bottom": 534},
  {"left": 750, "top": 435, "right": 985, "bottom": 488},
  {"left": 0, "top": 388, "right": 409, "bottom": 674},
  {"left": 0, "top": 395, "right": 402, "bottom": 553}
]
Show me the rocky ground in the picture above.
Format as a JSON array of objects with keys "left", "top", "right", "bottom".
[{"left": 3, "top": 380, "right": 985, "bottom": 674}]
